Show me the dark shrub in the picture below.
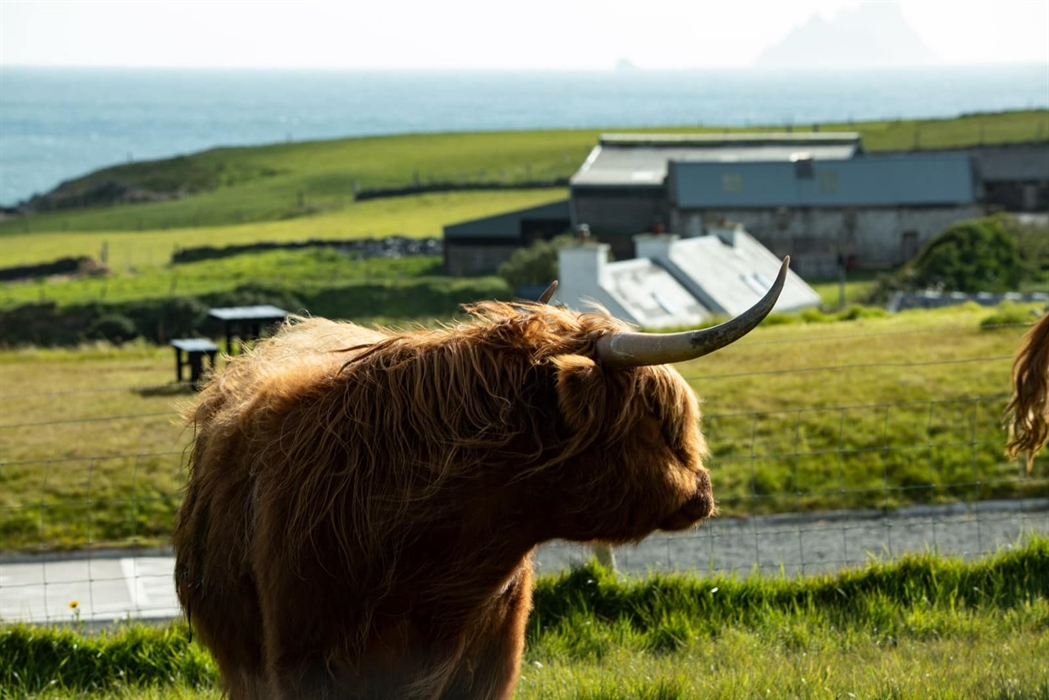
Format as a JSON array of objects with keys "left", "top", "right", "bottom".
[
  {"left": 910, "top": 217, "right": 1023, "bottom": 293},
  {"left": 497, "top": 234, "right": 577, "bottom": 289},
  {"left": 85, "top": 314, "right": 138, "bottom": 345}
]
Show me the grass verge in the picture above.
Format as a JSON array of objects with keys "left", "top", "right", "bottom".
[{"left": 2, "top": 535, "right": 1047, "bottom": 698}]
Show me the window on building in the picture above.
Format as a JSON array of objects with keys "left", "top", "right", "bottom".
[
  {"left": 722, "top": 173, "right": 744, "bottom": 194},
  {"left": 819, "top": 171, "right": 840, "bottom": 193}
]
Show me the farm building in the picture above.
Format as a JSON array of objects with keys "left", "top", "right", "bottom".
[
  {"left": 442, "top": 199, "right": 570, "bottom": 276},
  {"left": 553, "top": 227, "right": 819, "bottom": 330},
  {"left": 969, "top": 144, "right": 1049, "bottom": 213},
  {"left": 668, "top": 152, "right": 981, "bottom": 278},
  {"left": 442, "top": 133, "right": 1045, "bottom": 277},
  {"left": 569, "top": 132, "right": 863, "bottom": 259}
]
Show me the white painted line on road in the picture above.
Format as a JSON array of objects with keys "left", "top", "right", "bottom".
[{"left": 119, "top": 558, "right": 150, "bottom": 610}]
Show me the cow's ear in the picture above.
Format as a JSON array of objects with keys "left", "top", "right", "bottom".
[{"left": 552, "top": 354, "right": 607, "bottom": 432}]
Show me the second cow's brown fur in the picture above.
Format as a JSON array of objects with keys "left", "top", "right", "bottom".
[{"left": 1006, "top": 311, "right": 1049, "bottom": 472}]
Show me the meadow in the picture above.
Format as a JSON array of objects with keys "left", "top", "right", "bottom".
[
  {"left": 0, "top": 188, "right": 568, "bottom": 273},
  {"left": 1, "top": 302, "right": 1045, "bottom": 552},
  {"left": 2, "top": 537, "right": 1047, "bottom": 698},
  {"left": 1, "top": 112, "right": 1047, "bottom": 700},
  {"left": 1, "top": 110, "right": 1045, "bottom": 239}
]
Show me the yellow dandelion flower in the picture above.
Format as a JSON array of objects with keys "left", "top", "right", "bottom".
[{"left": 69, "top": 600, "right": 79, "bottom": 609}]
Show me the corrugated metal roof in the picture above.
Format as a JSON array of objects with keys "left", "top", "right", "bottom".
[
  {"left": 571, "top": 141, "right": 858, "bottom": 188},
  {"left": 603, "top": 259, "right": 712, "bottom": 329},
  {"left": 555, "top": 230, "right": 820, "bottom": 330},
  {"left": 670, "top": 153, "right": 976, "bottom": 208},
  {"left": 662, "top": 231, "right": 821, "bottom": 316}
]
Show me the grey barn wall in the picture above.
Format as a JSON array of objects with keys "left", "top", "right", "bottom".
[
  {"left": 571, "top": 186, "right": 668, "bottom": 258},
  {"left": 444, "top": 242, "right": 521, "bottom": 277},
  {"left": 671, "top": 205, "right": 985, "bottom": 278}
]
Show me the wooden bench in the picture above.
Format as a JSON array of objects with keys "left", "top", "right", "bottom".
[{"left": 170, "top": 338, "right": 219, "bottom": 386}]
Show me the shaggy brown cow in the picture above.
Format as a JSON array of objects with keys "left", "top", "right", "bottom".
[
  {"left": 1005, "top": 310, "right": 1049, "bottom": 472},
  {"left": 173, "top": 259, "right": 789, "bottom": 700}
]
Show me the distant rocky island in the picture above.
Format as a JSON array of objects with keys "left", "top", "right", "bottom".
[{"left": 755, "top": 1, "right": 938, "bottom": 69}]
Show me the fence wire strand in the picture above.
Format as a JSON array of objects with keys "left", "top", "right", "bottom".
[{"left": 1, "top": 337, "right": 1047, "bottom": 625}]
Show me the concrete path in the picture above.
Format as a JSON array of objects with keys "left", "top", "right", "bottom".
[{"left": 2, "top": 500, "right": 1046, "bottom": 626}]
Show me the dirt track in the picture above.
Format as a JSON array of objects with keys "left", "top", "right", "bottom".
[{"left": 534, "top": 498, "right": 1049, "bottom": 577}]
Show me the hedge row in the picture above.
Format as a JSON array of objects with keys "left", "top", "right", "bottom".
[{"left": 0, "top": 278, "right": 512, "bottom": 347}]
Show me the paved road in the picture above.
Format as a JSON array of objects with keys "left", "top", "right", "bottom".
[{"left": 2, "top": 500, "right": 1046, "bottom": 625}]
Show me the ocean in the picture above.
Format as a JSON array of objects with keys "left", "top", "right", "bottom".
[{"left": 1, "top": 64, "right": 1047, "bottom": 207}]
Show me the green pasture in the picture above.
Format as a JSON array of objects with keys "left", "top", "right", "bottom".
[
  {"left": 1, "top": 249, "right": 448, "bottom": 309},
  {"left": 2, "top": 537, "right": 1047, "bottom": 698},
  {"left": 0, "top": 303, "right": 1045, "bottom": 551},
  {"left": 1, "top": 110, "right": 1045, "bottom": 237},
  {"left": 0, "top": 188, "right": 567, "bottom": 271}
]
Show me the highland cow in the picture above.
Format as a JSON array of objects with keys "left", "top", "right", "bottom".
[
  {"left": 1005, "top": 310, "right": 1049, "bottom": 472},
  {"left": 173, "top": 259, "right": 789, "bottom": 699}
]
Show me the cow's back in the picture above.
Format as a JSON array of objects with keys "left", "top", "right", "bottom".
[{"left": 173, "top": 318, "right": 387, "bottom": 698}]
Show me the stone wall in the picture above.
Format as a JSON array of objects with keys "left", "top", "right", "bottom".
[
  {"left": 670, "top": 205, "right": 985, "bottom": 278},
  {"left": 444, "top": 242, "right": 519, "bottom": 277}
]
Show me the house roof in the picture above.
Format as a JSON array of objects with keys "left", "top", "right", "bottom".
[
  {"left": 669, "top": 153, "right": 976, "bottom": 209},
  {"left": 555, "top": 229, "right": 820, "bottom": 330},
  {"left": 571, "top": 133, "right": 861, "bottom": 188},
  {"left": 602, "top": 258, "right": 713, "bottom": 329},
  {"left": 659, "top": 230, "right": 821, "bottom": 316}
]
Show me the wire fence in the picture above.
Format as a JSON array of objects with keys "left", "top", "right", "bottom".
[{"left": 1, "top": 321, "right": 1048, "bottom": 624}]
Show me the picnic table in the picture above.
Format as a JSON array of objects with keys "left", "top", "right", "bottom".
[
  {"left": 207, "top": 305, "right": 289, "bottom": 356},
  {"left": 170, "top": 338, "right": 219, "bottom": 386}
]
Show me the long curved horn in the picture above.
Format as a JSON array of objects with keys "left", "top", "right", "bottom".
[{"left": 596, "top": 256, "right": 790, "bottom": 367}]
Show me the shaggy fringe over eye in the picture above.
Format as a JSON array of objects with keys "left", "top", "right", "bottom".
[
  {"left": 1004, "top": 311, "right": 1049, "bottom": 473},
  {"left": 178, "top": 300, "right": 702, "bottom": 653}
]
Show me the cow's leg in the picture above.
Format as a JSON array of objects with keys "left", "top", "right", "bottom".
[{"left": 440, "top": 564, "right": 534, "bottom": 700}]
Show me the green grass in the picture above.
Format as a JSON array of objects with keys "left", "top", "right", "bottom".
[
  {"left": 1, "top": 110, "right": 1045, "bottom": 237},
  {"left": 3, "top": 536, "right": 1047, "bottom": 698},
  {"left": 0, "top": 188, "right": 568, "bottom": 271},
  {"left": 1, "top": 249, "right": 447, "bottom": 309},
  {"left": 807, "top": 270, "right": 882, "bottom": 308},
  {"left": 0, "top": 303, "right": 1045, "bottom": 552}
]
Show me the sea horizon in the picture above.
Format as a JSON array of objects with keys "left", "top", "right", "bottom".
[{"left": 1, "top": 64, "right": 1047, "bottom": 207}]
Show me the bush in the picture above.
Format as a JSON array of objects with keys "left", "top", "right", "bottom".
[
  {"left": 979, "top": 302, "right": 1041, "bottom": 330},
  {"left": 84, "top": 314, "right": 138, "bottom": 345},
  {"left": 497, "top": 234, "right": 577, "bottom": 289},
  {"left": 909, "top": 217, "right": 1022, "bottom": 293},
  {"left": 121, "top": 296, "right": 210, "bottom": 343},
  {"left": 862, "top": 216, "right": 1030, "bottom": 304}
]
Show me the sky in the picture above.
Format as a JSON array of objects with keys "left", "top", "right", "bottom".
[{"left": 1, "top": 0, "right": 1047, "bottom": 70}]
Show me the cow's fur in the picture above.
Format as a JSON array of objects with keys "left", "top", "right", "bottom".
[
  {"left": 1005, "top": 311, "right": 1049, "bottom": 472},
  {"left": 173, "top": 301, "right": 714, "bottom": 699}
]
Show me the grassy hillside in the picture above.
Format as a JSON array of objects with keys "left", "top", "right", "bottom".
[
  {"left": 0, "top": 188, "right": 567, "bottom": 272},
  {"left": 1, "top": 303, "right": 1044, "bottom": 551},
  {"left": 2, "top": 110, "right": 1045, "bottom": 237}
]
